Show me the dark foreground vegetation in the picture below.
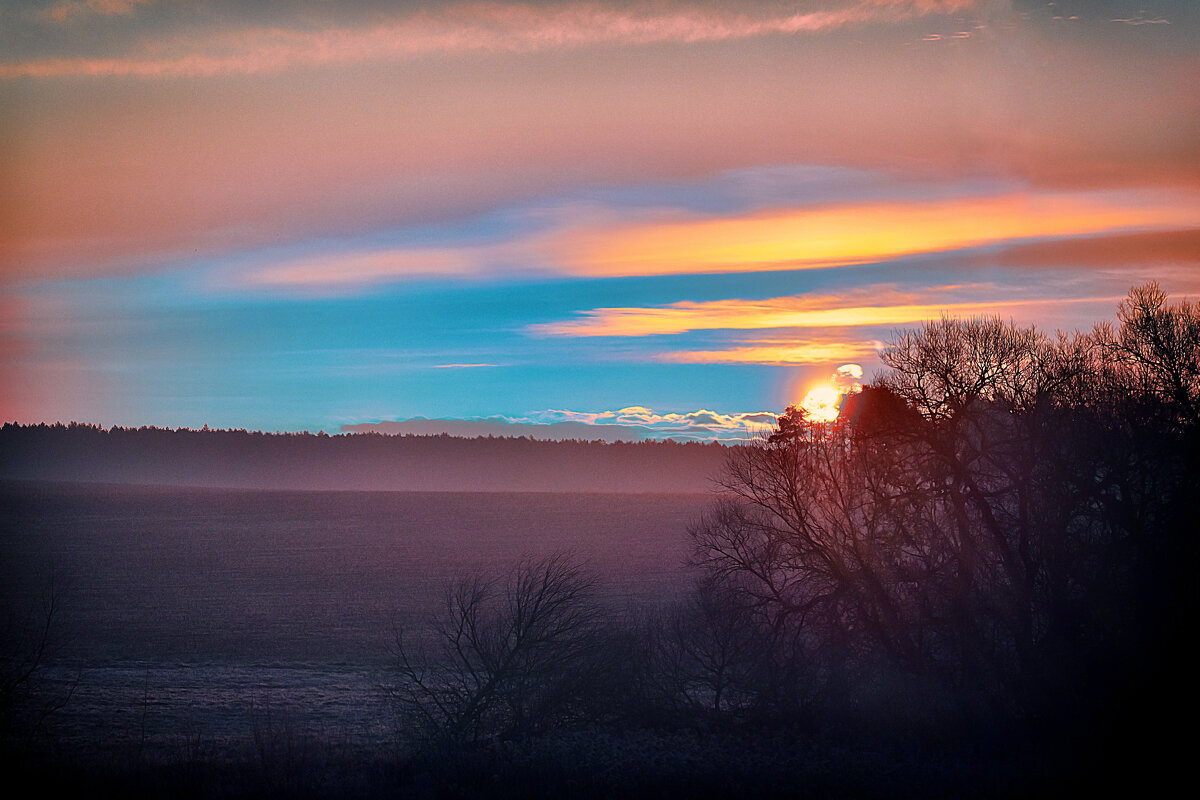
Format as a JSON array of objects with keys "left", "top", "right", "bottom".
[{"left": 3, "top": 284, "right": 1197, "bottom": 797}]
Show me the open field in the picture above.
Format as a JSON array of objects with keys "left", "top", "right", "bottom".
[{"left": 2, "top": 481, "right": 709, "bottom": 761}]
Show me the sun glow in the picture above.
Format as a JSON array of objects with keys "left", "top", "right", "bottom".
[
  {"left": 797, "top": 363, "right": 864, "bottom": 423},
  {"left": 801, "top": 385, "right": 842, "bottom": 423}
]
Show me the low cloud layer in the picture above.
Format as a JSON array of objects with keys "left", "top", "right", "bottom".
[{"left": 342, "top": 406, "right": 781, "bottom": 443}]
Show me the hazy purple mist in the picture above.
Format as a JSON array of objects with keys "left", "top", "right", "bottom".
[{"left": 2, "top": 481, "right": 708, "bottom": 756}]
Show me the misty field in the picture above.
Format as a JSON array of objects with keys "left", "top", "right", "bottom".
[{"left": 1, "top": 480, "right": 709, "bottom": 762}]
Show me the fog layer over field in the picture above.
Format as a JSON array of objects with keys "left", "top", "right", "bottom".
[{"left": 1, "top": 482, "right": 707, "bottom": 757}]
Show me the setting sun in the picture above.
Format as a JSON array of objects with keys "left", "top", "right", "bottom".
[
  {"left": 800, "top": 385, "right": 841, "bottom": 422},
  {"left": 798, "top": 363, "right": 863, "bottom": 422}
]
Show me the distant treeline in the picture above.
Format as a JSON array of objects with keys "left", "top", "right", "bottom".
[{"left": 0, "top": 423, "right": 729, "bottom": 493}]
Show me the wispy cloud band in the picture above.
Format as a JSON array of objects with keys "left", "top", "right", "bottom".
[
  {"left": 552, "top": 192, "right": 1200, "bottom": 278},
  {"left": 235, "top": 189, "right": 1200, "bottom": 291},
  {"left": 658, "top": 339, "right": 882, "bottom": 365},
  {"left": 529, "top": 292, "right": 1122, "bottom": 338},
  {"left": 4, "top": 0, "right": 973, "bottom": 79}
]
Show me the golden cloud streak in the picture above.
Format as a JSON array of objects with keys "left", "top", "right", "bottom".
[
  {"left": 236, "top": 189, "right": 1200, "bottom": 291},
  {"left": 555, "top": 193, "right": 1200, "bottom": 278},
  {"left": 530, "top": 294, "right": 1120, "bottom": 338},
  {"left": 660, "top": 341, "right": 880, "bottom": 365}
]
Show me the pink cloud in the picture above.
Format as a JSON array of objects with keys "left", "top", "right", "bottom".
[
  {"left": 5, "top": 1, "right": 974, "bottom": 78},
  {"left": 5, "top": 2, "right": 1196, "bottom": 287}
]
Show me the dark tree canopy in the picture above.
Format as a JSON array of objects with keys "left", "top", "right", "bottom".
[{"left": 691, "top": 284, "right": 1198, "bottom": 732}]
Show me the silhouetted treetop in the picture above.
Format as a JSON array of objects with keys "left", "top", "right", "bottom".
[{"left": 1100, "top": 281, "right": 1200, "bottom": 428}]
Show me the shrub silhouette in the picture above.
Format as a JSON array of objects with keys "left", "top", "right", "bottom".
[{"left": 392, "top": 553, "right": 620, "bottom": 747}]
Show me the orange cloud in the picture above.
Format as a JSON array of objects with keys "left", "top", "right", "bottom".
[
  {"left": 658, "top": 340, "right": 881, "bottom": 365},
  {"left": 227, "top": 189, "right": 1200, "bottom": 292},
  {"left": 529, "top": 292, "right": 1122, "bottom": 338},
  {"left": 5, "top": 1, "right": 973, "bottom": 79},
  {"left": 551, "top": 191, "right": 1200, "bottom": 278}
]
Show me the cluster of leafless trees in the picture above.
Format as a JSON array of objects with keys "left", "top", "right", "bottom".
[
  {"left": 392, "top": 554, "right": 641, "bottom": 746},
  {"left": 394, "top": 284, "right": 1198, "bottom": 749}
]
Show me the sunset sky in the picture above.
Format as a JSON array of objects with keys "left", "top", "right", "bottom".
[{"left": 3, "top": 0, "right": 1199, "bottom": 440}]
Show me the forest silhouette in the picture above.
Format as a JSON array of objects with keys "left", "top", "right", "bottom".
[{"left": 0, "top": 424, "right": 726, "bottom": 493}]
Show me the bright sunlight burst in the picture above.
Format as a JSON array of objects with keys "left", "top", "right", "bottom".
[
  {"left": 800, "top": 385, "right": 842, "bottom": 422},
  {"left": 799, "top": 363, "right": 864, "bottom": 422}
]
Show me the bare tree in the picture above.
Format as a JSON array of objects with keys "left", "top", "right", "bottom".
[
  {"left": 1097, "top": 282, "right": 1200, "bottom": 428},
  {"left": 645, "top": 575, "right": 785, "bottom": 719},
  {"left": 392, "top": 553, "right": 612, "bottom": 746}
]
